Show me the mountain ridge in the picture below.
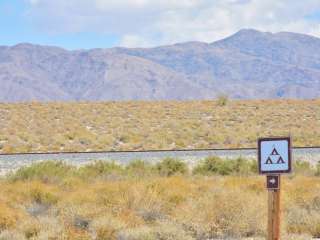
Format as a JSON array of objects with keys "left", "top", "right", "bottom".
[{"left": 0, "top": 29, "right": 319, "bottom": 102}]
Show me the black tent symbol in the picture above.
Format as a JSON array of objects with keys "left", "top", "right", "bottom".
[
  {"left": 277, "top": 156, "right": 285, "bottom": 164},
  {"left": 265, "top": 156, "right": 273, "bottom": 164},
  {"left": 271, "top": 148, "right": 279, "bottom": 155},
  {"left": 265, "top": 146, "right": 285, "bottom": 164}
]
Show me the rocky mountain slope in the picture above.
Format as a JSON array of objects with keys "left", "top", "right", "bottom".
[{"left": 0, "top": 29, "right": 319, "bottom": 102}]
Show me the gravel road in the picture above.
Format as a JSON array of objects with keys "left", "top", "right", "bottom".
[{"left": 0, "top": 148, "right": 319, "bottom": 175}]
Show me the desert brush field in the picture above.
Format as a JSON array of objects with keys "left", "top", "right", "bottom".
[
  {"left": 0, "top": 99, "right": 319, "bottom": 153},
  {"left": 0, "top": 99, "right": 319, "bottom": 239},
  {"left": 0, "top": 158, "right": 318, "bottom": 239}
]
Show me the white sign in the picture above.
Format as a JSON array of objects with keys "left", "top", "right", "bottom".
[{"left": 258, "top": 137, "right": 292, "bottom": 174}]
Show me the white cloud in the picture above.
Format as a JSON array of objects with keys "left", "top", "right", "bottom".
[
  {"left": 120, "top": 34, "right": 152, "bottom": 47},
  {"left": 25, "top": 0, "right": 320, "bottom": 47}
]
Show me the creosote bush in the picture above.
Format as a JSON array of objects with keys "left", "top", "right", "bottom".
[
  {"left": 293, "top": 160, "right": 315, "bottom": 176},
  {"left": 193, "top": 156, "right": 256, "bottom": 176},
  {"left": 9, "top": 161, "right": 74, "bottom": 183},
  {"left": 315, "top": 161, "right": 320, "bottom": 176},
  {"left": 155, "top": 158, "right": 188, "bottom": 176},
  {"left": 76, "top": 160, "right": 124, "bottom": 180},
  {"left": 29, "top": 186, "right": 59, "bottom": 205},
  {"left": 126, "top": 160, "right": 155, "bottom": 177},
  {"left": 217, "top": 94, "right": 229, "bottom": 106}
]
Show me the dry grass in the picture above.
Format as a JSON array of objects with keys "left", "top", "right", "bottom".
[
  {"left": 0, "top": 160, "right": 319, "bottom": 239},
  {"left": 0, "top": 99, "right": 319, "bottom": 153}
]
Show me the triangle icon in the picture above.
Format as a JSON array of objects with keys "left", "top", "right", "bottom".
[
  {"left": 265, "top": 156, "right": 273, "bottom": 164},
  {"left": 271, "top": 148, "right": 279, "bottom": 155},
  {"left": 277, "top": 156, "right": 285, "bottom": 164}
]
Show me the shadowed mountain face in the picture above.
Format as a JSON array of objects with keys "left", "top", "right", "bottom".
[{"left": 0, "top": 29, "right": 320, "bottom": 102}]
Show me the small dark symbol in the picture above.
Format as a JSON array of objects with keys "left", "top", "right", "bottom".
[
  {"left": 269, "top": 178, "right": 276, "bottom": 184},
  {"left": 265, "top": 156, "right": 273, "bottom": 164},
  {"left": 267, "top": 175, "right": 280, "bottom": 189},
  {"left": 271, "top": 148, "right": 279, "bottom": 155},
  {"left": 277, "top": 156, "right": 285, "bottom": 164}
]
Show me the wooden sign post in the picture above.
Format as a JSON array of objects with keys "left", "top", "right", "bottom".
[
  {"left": 258, "top": 137, "right": 292, "bottom": 240},
  {"left": 268, "top": 188, "right": 281, "bottom": 240}
]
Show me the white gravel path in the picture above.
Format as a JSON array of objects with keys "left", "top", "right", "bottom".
[{"left": 0, "top": 148, "right": 319, "bottom": 175}]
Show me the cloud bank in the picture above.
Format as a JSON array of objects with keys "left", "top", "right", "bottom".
[{"left": 26, "top": 0, "right": 320, "bottom": 47}]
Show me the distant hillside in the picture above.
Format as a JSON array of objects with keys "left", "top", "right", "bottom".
[
  {"left": 1, "top": 29, "right": 320, "bottom": 102},
  {"left": 0, "top": 99, "right": 319, "bottom": 153}
]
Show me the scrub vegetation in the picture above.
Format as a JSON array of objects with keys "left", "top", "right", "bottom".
[
  {"left": 0, "top": 99, "right": 319, "bottom": 153},
  {"left": 0, "top": 99, "right": 319, "bottom": 239},
  {"left": 0, "top": 158, "right": 319, "bottom": 239}
]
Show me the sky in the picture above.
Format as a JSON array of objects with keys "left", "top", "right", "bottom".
[{"left": 0, "top": 0, "right": 320, "bottom": 49}]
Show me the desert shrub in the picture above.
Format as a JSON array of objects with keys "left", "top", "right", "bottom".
[
  {"left": 65, "top": 227, "right": 91, "bottom": 240},
  {"left": 193, "top": 156, "right": 227, "bottom": 175},
  {"left": 19, "top": 219, "right": 40, "bottom": 239},
  {"left": 118, "top": 221, "right": 194, "bottom": 240},
  {"left": 9, "top": 161, "right": 74, "bottom": 183},
  {"left": 192, "top": 156, "right": 232, "bottom": 175},
  {"left": 155, "top": 158, "right": 188, "bottom": 176},
  {"left": 293, "top": 160, "right": 314, "bottom": 176},
  {"left": 232, "top": 157, "right": 257, "bottom": 175},
  {"left": 117, "top": 226, "right": 156, "bottom": 240},
  {"left": 0, "top": 230, "right": 25, "bottom": 240},
  {"left": 29, "top": 187, "right": 59, "bottom": 205},
  {"left": 126, "top": 160, "right": 155, "bottom": 177},
  {"left": 284, "top": 234, "right": 314, "bottom": 240},
  {"left": 90, "top": 216, "right": 126, "bottom": 240},
  {"left": 216, "top": 94, "right": 228, "bottom": 106},
  {"left": 153, "top": 220, "right": 195, "bottom": 240},
  {"left": 0, "top": 203, "right": 19, "bottom": 231},
  {"left": 315, "top": 161, "right": 320, "bottom": 176},
  {"left": 77, "top": 160, "right": 124, "bottom": 179},
  {"left": 286, "top": 205, "right": 320, "bottom": 237},
  {"left": 285, "top": 176, "right": 320, "bottom": 237},
  {"left": 193, "top": 156, "right": 256, "bottom": 176},
  {"left": 31, "top": 216, "right": 64, "bottom": 240},
  {"left": 174, "top": 187, "right": 266, "bottom": 238}
]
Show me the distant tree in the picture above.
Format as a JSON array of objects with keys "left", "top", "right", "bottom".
[{"left": 217, "top": 94, "right": 229, "bottom": 106}]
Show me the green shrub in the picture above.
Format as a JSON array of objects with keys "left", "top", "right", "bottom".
[
  {"left": 316, "top": 161, "right": 320, "bottom": 177},
  {"left": 76, "top": 160, "right": 124, "bottom": 179},
  {"left": 193, "top": 156, "right": 256, "bottom": 176},
  {"left": 29, "top": 187, "right": 59, "bottom": 205},
  {"left": 193, "top": 156, "right": 232, "bottom": 175},
  {"left": 233, "top": 157, "right": 257, "bottom": 175},
  {"left": 126, "top": 160, "right": 155, "bottom": 177},
  {"left": 216, "top": 94, "right": 228, "bottom": 106},
  {"left": 155, "top": 158, "right": 188, "bottom": 177},
  {"left": 9, "top": 161, "right": 74, "bottom": 183},
  {"left": 294, "top": 160, "right": 315, "bottom": 176}
]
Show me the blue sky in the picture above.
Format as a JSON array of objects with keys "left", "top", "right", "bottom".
[
  {"left": 0, "top": 0, "right": 119, "bottom": 49},
  {"left": 1, "top": 0, "right": 319, "bottom": 49}
]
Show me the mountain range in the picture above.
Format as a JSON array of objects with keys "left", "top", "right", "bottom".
[{"left": 1, "top": 29, "right": 320, "bottom": 102}]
